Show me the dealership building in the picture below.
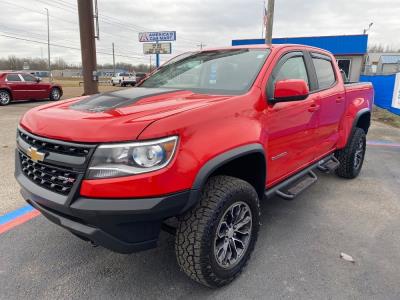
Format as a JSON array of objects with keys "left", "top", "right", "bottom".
[{"left": 232, "top": 34, "right": 368, "bottom": 82}]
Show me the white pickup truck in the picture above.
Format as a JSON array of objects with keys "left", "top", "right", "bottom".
[{"left": 111, "top": 72, "right": 136, "bottom": 87}]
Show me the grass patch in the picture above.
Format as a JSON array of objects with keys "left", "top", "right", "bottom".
[{"left": 372, "top": 106, "right": 400, "bottom": 128}]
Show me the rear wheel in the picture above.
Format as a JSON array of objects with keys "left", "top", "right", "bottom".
[
  {"left": 335, "top": 127, "right": 366, "bottom": 179},
  {"left": 0, "top": 90, "right": 11, "bottom": 105},
  {"left": 49, "top": 87, "right": 61, "bottom": 101},
  {"left": 175, "top": 176, "right": 260, "bottom": 287}
]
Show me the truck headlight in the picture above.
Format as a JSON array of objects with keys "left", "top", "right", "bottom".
[{"left": 87, "top": 136, "right": 178, "bottom": 179}]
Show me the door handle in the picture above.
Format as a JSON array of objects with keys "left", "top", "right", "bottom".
[
  {"left": 336, "top": 96, "right": 344, "bottom": 103},
  {"left": 308, "top": 103, "right": 320, "bottom": 112}
]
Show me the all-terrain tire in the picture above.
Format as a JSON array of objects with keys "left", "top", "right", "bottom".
[
  {"left": 175, "top": 175, "right": 261, "bottom": 288},
  {"left": 335, "top": 127, "right": 366, "bottom": 179}
]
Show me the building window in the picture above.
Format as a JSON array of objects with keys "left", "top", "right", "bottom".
[{"left": 337, "top": 59, "right": 351, "bottom": 79}]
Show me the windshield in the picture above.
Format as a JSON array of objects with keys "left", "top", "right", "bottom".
[{"left": 140, "top": 49, "right": 270, "bottom": 95}]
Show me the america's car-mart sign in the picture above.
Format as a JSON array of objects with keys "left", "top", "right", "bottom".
[{"left": 139, "top": 31, "right": 176, "bottom": 42}]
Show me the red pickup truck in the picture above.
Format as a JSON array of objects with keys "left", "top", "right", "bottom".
[
  {"left": 0, "top": 72, "right": 62, "bottom": 105},
  {"left": 15, "top": 44, "right": 373, "bottom": 287}
]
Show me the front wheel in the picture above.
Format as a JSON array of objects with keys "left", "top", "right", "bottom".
[
  {"left": 49, "top": 87, "right": 61, "bottom": 101},
  {"left": 0, "top": 90, "right": 11, "bottom": 105},
  {"left": 335, "top": 127, "right": 366, "bottom": 179},
  {"left": 175, "top": 176, "right": 260, "bottom": 287}
]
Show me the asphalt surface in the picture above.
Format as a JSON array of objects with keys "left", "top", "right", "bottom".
[{"left": 1, "top": 99, "right": 400, "bottom": 299}]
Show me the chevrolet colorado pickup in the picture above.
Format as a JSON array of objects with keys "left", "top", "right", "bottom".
[{"left": 15, "top": 45, "right": 373, "bottom": 287}]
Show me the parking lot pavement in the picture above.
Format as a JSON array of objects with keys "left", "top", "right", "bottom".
[
  {"left": 1, "top": 99, "right": 400, "bottom": 298},
  {"left": 1, "top": 143, "right": 400, "bottom": 299}
]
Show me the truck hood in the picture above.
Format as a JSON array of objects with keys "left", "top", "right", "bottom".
[{"left": 20, "top": 87, "right": 230, "bottom": 142}]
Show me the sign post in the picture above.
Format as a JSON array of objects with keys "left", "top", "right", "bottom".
[
  {"left": 139, "top": 31, "right": 176, "bottom": 68},
  {"left": 156, "top": 41, "right": 160, "bottom": 68}
]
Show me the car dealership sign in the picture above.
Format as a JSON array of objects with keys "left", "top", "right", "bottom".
[
  {"left": 139, "top": 31, "right": 176, "bottom": 42},
  {"left": 143, "top": 43, "right": 172, "bottom": 54}
]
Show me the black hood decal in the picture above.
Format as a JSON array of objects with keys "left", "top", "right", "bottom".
[{"left": 69, "top": 87, "right": 182, "bottom": 112}]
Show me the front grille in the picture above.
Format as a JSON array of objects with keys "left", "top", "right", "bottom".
[
  {"left": 18, "top": 130, "right": 90, "bottom": 156},
  {"left": 19, "top": 152, "right": 79, "bottom": 195}
]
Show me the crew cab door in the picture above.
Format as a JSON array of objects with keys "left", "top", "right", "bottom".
[
  {"left": 309, "top": 52, "right": 346, "bottom": 156},
  {"left": 265, "top": 51, "right": 320, "bottom": 185}
]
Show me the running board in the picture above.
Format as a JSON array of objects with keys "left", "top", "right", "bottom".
[
  {"left": 317, "top": 156, "right": 340, "bottom": 173},
  {"left": 275, "top": 171, "right": 317, "bottom": 200},
  {"left": 265, "top": 154, "right": 333, "bottom": 201}
]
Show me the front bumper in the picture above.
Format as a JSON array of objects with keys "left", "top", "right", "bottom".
[{"left": 15, "top": 154, "right": 191, "bottom": 253}]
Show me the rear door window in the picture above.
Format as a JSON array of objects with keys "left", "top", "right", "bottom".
[
  {"left": 21, "top": 74, "right": 37, "bottom": 82},
  {"left": 312, "top": 57, "right": 336, "bottom": 90},
  {"left": 6, "top": 74, "right": 21, "bottom": 81}
]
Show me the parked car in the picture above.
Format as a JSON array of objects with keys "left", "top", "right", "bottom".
[
  {"left": 111, "top": 72, "right": 136, "bottom": 86},
  {"left": 135, "top": 72, "right": 147, "bottom": 83},
  {"left": 0, "top": 72, "right": 62, "bottom": 105},
  {"left": 15, "top": 45, "right": 373, "bottom": 287}
]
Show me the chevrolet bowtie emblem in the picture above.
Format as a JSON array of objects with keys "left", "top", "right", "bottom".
[{"left": 27, "top": 147, "right": 46, "bottom": 162}]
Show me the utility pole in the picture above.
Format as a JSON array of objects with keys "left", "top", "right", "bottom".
[
  {"left": 112, "top": 42, "right": 116, "bottom": 76},
  {"left": 77, "top": 0, "right": 98, "bottom": 95},
  {"left": 265, "top": 0, "right": 275, "bottom": 44},
  {"left": 45, "top": 8, "right": 51, "bottom": 81}
]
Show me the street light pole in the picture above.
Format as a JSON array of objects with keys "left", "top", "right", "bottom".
[
  {"left": 45, "top": 8, "right": 51, "bottom": 81},
  {"left": 363, "top": 22, "right": 373, "bottom": 34},
  {"left": 265, "top": 0, "right": 275, "bottom": 44}
]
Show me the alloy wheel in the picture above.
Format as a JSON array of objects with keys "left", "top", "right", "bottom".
[
  {"left": 0, "top": 91, "right": 10, "bottom": 105},
  {"left": 354, "top": 138, "right": 365, "bottom": 170},
  {"left": 52, "top": 89, "right": 60, "bottom": 100},
  {"left": 214, "top": 201, "right": 253, "bottom": 269}
]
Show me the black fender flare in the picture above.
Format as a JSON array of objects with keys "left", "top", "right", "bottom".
[
  {"left": 180, "top": 143, "right": 266, "bottom": 213},
  {"left": 346, "top": 108, "right": 371, "bottom": 146}
]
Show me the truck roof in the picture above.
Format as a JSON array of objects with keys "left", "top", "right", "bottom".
[{"left": 200, "top": 44, "right": 331, "bottom": 55}]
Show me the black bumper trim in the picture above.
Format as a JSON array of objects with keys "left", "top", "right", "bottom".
[
  {"left": 19, "top": 182, "right": 191, "bottom": 253},
  {"left": 28, "top": 200, "right": 158, "bottom": 253}
]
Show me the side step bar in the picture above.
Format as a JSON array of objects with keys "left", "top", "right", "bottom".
[
  {"left": 318, "top": 156, "right": 340, "bottom": 173},
  {"left": 265, "top": 154, "right": 339, "bottom": 201},
  {"left": 275, "top": 171, "right": 317, "bottom": 200}
]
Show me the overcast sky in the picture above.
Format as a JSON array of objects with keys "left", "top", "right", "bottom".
[{"left": 1, "top": 0, "right": 399, "bottom": 66}]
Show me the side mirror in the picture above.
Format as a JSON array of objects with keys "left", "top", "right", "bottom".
[
  {"left": 36, "top": 77, "right": 42, "bottom": 83},
  {"left": 270, "top": 79, "right": 309, "bottom": 103}
]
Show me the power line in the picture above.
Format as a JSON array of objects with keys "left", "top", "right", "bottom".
[
  {"left": 32, "top": 0, "right": 207, "bottom": 44},
  {"left": 0, "top": 33, "right": 149, "bottom": 62},
  {"left": 3, "top": 0, "right": 78, "bottom": 26}
]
